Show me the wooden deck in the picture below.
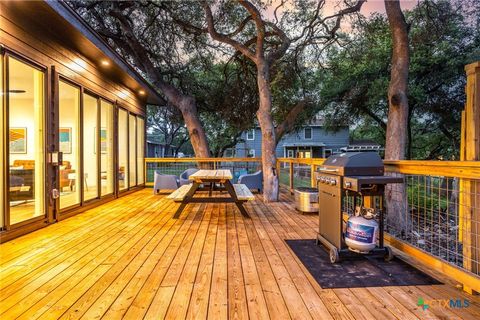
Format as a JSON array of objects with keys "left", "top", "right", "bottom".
[{"left": 1, "top": 189, "right": 479, "bottom": 319}]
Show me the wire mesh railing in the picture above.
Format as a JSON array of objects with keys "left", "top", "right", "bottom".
[
  {"left": 383, "top": 168, "right": 480, "bottom": 278},
  {"left": 277, "top": 158, "right": 324, "bottom": 192},
  {"left": 144, "top": 158, "right": 262, "bottom": 186}
]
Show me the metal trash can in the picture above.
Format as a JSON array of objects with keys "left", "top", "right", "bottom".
[{"left": 294, "top": 187, "right": 319, "bottom": 213}]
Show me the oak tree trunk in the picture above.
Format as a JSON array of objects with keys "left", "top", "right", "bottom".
[
  {"left": 179, "top": 98, "right": 211, "bottom": 158},
  {"left": 384, "top": 0, "right": 410, "bottom": 234},
  {"left": 257, "top": 63, "right": 279, "bottom": 202},
  {"left": 155, "top": 81, "right": 211, "bottom": 158}
]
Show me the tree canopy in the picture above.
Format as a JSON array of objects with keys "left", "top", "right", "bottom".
[{"left": 320, "top": 0, "right": 480, "bottom": 159}]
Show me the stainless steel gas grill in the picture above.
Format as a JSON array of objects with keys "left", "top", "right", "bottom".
[{"left": 315, "top": 152, "right": 403, "bottom": 263}]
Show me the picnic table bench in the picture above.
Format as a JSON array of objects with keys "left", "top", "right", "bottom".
[{"left": 167, "top": 169, "right": 254, "bottom": 219}]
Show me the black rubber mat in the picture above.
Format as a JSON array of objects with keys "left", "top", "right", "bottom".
[{"left": 286, "top": 239, "right": 442, "bottom": 289}]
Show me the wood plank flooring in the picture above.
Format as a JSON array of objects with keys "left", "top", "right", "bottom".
[{"left": 1, "top": 188, "right": 480, "bottom": 319}]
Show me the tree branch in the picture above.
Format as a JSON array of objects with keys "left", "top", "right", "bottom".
[{"left": 201, "top": 1, "right": 256, "bottom": 61}]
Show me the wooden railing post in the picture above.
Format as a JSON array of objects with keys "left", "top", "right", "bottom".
[
  {"left": 289, "top": 161, "right": 294, "bottom": 194},
  {"left": 310, "top": 163, "right": 316, "bottom": 188},
  {"left": 460, "top": 61, "right": 480, "bottom": 294}
]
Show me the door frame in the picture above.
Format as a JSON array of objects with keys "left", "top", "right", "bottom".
[{"left": 1, "top": 49, "right": 50, "bottom": 230}]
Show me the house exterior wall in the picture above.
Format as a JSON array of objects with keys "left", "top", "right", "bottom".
[
  {"left": 234, "top": 126, "right": 350, "bottom": 158},
  {"left": 0, "top": 0, "right": 152, "bottom": 242}
]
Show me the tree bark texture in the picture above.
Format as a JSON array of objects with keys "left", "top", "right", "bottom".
[
  {"left": 257, "top": 62, "right": 279, "bottom": 201},
  {"left": 384, "top": 0, "right": 410, "bottom": 233}
]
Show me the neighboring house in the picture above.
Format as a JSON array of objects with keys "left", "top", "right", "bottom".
[
  {"left": 146, "top": 134, "right": 177, "bottom": 158},
  {"left": 0, "top": 0, "right": 163, "bottom": 241},
  {"left": 146, "top": 141, "right": 176, "bottom": 158},
  {"left": 231, "top": 119, "right": 349, "bottom": 158}
]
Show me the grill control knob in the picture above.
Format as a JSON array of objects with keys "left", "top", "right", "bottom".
[
  {"left": 345, "top": 182, "right": 352, "bottom": 188},
  {"left": 330, "top": 179, "right": 336, "bottom": 186}
]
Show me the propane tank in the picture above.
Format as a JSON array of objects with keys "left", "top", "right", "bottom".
[{"left": 345, "top": 208, "right": 379, "bottom": 253}]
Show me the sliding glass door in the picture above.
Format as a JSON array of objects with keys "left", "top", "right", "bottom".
[
  {"left": 83, "top": 94, "right": 98, "bottom": 201},
  {"left": 101, "top": 100, "right": 114, "bottom": 196},
  {"left": 137, "top": 117, "right": 145, "bottom": 185},
  {"left": 59, "top": 80, "right": 81, "bottom": 210},
  {"left": 118, "top": 109, "right": 129, "bottom": 191},
  {"left": 7, "top": 56, "right": 45, "bottom": 224},
  {"left": 129, "top": 114, "right": 137, "bottom": 187}
]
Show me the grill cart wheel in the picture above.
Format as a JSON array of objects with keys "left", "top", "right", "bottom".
[
  {"left": 384, "top": 246, "right": 394, "bottom": 261},
  {"left": 329, "top": 247, "right": 340, "bottom": 263}
]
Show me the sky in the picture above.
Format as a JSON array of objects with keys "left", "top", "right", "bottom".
[
  {"left": 267, "top": 0, "right": 419, "bottom": 19},
  {"left": 359, "top": 0, "right": 418, "bottom": 16}
]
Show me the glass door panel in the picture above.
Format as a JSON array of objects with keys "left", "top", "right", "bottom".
[
  {"left": 136, "top": 117, "right": 144, "bottom": 185},
  {"left": 100, "top": 100, "right": 114, "bottom": 196},
  {"left": 83, "top": 94, "right": 98, "bottom": 201},
  {"left": 128, "top": 114, "right": 137, "bottom": 187},
  {"left": 8, "top": 56, "right": 45, "bottom": 224},
  {"left": 59, "top": 80, "right": 80, "bottom": 209},
  {"left": 118, "top": 109, "right": 128, "bottom": 191},
  {"left": 0, "top": 57, "right": 4, "bottom": 228}
]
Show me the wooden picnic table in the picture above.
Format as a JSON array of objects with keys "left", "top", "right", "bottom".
[{"left": 168, "top": 169, "right": 253, "bottom": 219}]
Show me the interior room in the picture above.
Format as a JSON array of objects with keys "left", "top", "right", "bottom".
[{"left": 7, "top": 56, "right": 45, "bottom": 225}]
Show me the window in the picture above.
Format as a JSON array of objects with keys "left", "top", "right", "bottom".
[
  {"left": 248, "top": 149, "right": 255, "bottom": 157},
  {"left": 7, "top": 56, "right": 45, "bottom": 224},
  {"left": 324, "top": 149, "right": 332, "bottom": 158},
  {"left": 59, "top": 80, "right": 81, "bottom": 209},
  {"left": 304, "top": 127, "right": 312, "bottom": 140},
  {"left": 287, "top": 150, "right": 294, "bottom": 158},
  {"left": 224, "top": 148, "right": 234, "bottom": 157},
  {"left": 118, "top": 109, "right": 129, "bottom": 191},
  {"left": 246, "top": 129, "right": 255, "bottom": 140}
]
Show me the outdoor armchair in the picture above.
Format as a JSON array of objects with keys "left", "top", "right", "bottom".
[
  {"left": 238, "top": 170, "right": 263, "bottom": 193},
  {"left": 153, "top": 171, "right": 179, "bottom": 194},
  {"left": 179, "top": 168, "right": 199, "bottom": 186}
]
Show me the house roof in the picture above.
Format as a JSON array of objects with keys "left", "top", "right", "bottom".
[
  {"left": 4, "top": 0, "right": 164, "bottom": 105},
  {"left": 282, "top": 142, "right": 326, "bottom": 147}
]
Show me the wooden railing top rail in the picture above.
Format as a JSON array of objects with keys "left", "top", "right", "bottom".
[
  {"left": 145, "top": 157, "right": 261, "bottom": 162},
  {"left": 145, "top": 157, "right": 480, "bottom": 178}
]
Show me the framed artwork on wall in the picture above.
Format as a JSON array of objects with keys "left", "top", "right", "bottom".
[
  {"left": 94, "top": 127, "right": 107, "bottom": 154},
  {"left": 59, "top": 127, "right": 72, "bottom": 154},
  {"left": 9, "top": 127, "right": 27, "bottom": 154}
]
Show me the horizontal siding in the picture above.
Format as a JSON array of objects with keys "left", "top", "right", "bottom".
[{"left": 235, "top": 126, "right": 350, "bottom": 157}]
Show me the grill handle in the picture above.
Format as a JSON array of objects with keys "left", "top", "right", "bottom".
[{"left": 318, "top": 167, "right": 339, "bottom": 173}]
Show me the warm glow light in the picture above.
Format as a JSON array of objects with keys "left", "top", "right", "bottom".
[
  {"left": 138, "top": 90, "right": 146, "bottom": 95},
  {"left": 118, "top": 90, "right": 129, "bottom": 99},
  {"left": 101, "top": 60, "right": 110, "bottom": 66},
  {"left": 69, "top": 58, "right": 87, "bottom": 72}
]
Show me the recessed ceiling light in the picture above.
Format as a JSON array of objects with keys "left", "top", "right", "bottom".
[
  {"left": 138, "top": 90, "right": 146, "bottom": 95},
  {"left": 101, "top": 60, "right": 110, "bottom": 66}
]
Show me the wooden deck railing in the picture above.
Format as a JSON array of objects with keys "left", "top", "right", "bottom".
[{"left": 145, "top": 157, "right": 480, "bottom": 293}]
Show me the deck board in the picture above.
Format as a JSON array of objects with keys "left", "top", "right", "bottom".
[{"left": 1, "top": 188, "right": 480, "bottom": 319}]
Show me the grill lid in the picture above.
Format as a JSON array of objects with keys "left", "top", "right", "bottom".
[{"left": 320, "top": 152, "right": 384, "bottom": 176}]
